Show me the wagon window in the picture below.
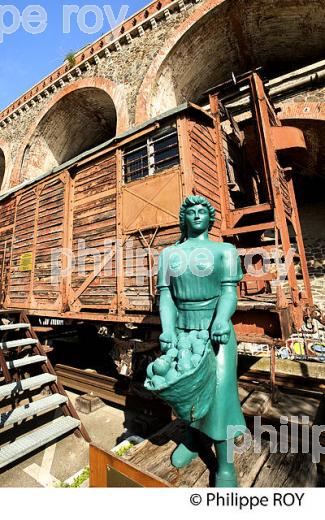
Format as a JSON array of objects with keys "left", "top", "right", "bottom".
[
  {"left": 151, "top": 128, "right": 179, "bottom": 172},
  {"left": 123, "top": 126, "right": 179, "bottom": 183},
  {"left": 123, "top": 139, "right": 149, "bottom": 183}
]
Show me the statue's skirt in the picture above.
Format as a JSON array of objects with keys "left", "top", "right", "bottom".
[
  {"left": 190, "top": 324, "right": 247, "bottom": 441},
  {"left": 148, "top": 323, "right": 247, "bottom": 441}
]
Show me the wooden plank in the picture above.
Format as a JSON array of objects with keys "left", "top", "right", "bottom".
[
  {"left": 0, "top": 224, "right": 14, "bottom": 234},
  {"left": 194, "top": 177, "right": 221, "bottom": 202},
  {"left": 194, "top": 438, "right": 270, "bottom": 488},
  {"left": 190, "top": 130, "right": 216, "bottom": 157},
  {"left": 192, "top": 152, "right": 218, "bottom": 178},
  {"left": 75, "top": 163, "right": 116, "bottom": 185},
  {"left": 191, "top": 124, "right": 216, "bottom": 150},
  {"left": 72, "top": 225, "right": 116, "bottom": 241},
  {"left": 74, "top": 188, "right": 116, "bottom": 205},
  {"left": 89, "top": 445, "right": 110, "bottom": 487},
  {"left": 124, "top": 420, "right": 277, "bottom": 488},
  {"left": 74, "top": 177, "right": 116, "bottom": 195},
  {"left": 243, "top": 389, "right": 321, "bottom": 426},
  {"left": 254, "top": 451, "right": 318, "bottom": 487},
  {"left": 124, "top": 421, "right": 208, "bottom": 487},
  {"left": 191, "top": 135, "right": 217, "bottom": 165}
]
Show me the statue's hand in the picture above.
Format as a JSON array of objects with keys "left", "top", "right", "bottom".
[
  {"left": 159, "top": 331, "right": 177, "bottom": 352},
  {"left": 211, "top": 320, "right": 231, "bottom": 345}
]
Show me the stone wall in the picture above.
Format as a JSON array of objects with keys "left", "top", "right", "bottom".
[{"left": 299, "top": 201, "right": 325, "bottom": 310}]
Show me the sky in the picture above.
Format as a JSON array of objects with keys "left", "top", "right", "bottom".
[{"left": 0, "top": 0, "right": 147, "bottom": 110}]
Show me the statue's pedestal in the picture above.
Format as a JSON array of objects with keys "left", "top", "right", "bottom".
[{"left": 89, "top": 418, "right": 319, "bottom": 488}]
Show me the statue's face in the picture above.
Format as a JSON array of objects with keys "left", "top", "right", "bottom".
[{"left": 185, "top": 204, "right": 210, "bottom": 234}]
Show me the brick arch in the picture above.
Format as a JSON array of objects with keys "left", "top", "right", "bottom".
[
  {"left": 0, "top": 139, "right": 12, "bottom": 193},
  {"left": 12, "top": 77, "right": 129, "bottom": 186},
  {"left": 280, "top": 116, "right": 325, "bottom": 179},
  {"left": 135, "top": 0, "right": 224, "bottom": 124},
  {"left": 135, "top": 0, "right": 325, "bottom": 124},
  {"left": 279, "top": 101, "right": 325, "bottom": 122}
]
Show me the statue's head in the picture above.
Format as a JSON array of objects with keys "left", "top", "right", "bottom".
[{"left": 179, "top": 195, "right": 216, "bottom": 238}]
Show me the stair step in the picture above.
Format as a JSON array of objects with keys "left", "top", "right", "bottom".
[
  {"left": 0, "top": 355, "right": 47, "bottom": 373},
  {"left": 0, "top": 416, "right": 80, "bottom": 469},
  {"left": 0, "top": 373, "right": 56, "bottom": 400},
  {"left": 0, "top": 324, "right": 30, "bottom": 332},
  {"left": 0, "top": 338, "right": 38, "bottom": 350},
  {"left": 0, "top": 394, "right": 68, "bottom": 428}
]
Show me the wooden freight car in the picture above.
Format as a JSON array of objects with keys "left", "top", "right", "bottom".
[{"left": 0, "top": 72, "right": 312, "bottom": 345}]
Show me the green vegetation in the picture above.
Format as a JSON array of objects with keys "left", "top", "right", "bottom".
[
  {"left": 56, "top": 466, "right": 90, "bottom": 488},
  {"left": 65, "top": 51, "right": 76, "bottom": 68},
  {"left": 114, "top": 441, "right": 135, "bottom": 457}
]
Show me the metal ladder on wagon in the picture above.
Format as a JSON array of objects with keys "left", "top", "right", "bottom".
[{"left": 0, "top": 310, "right": 90, "bottom": 470}]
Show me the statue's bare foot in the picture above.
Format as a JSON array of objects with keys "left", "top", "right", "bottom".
[{"left": 171, "top": 443, "right": 198, "bottom": 468}]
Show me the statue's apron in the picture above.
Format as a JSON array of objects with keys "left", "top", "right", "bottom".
[{"left": 176, "top": 298, "right": 246, "bottom": 441}]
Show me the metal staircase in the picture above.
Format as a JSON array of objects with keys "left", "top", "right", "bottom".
[{"left": 0, "top": 310, "right": 90, "bottom": 470}]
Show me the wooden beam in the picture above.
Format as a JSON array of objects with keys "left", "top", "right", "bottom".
[
  {"left": 230, "top": 203, "right": 272, "bottom": 227},
  {"left": 222, "top": 221, "right": 275, "bottom": 236}
]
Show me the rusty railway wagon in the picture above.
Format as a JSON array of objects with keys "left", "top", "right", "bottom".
[{"left": 0, "top": 72, "right": 313, "bottom": 350}]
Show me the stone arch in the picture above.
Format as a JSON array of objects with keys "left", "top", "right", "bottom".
[
  {"left": 0, "top": 140, "right": 12, "bottom": 194},
  {"left": 281, "top": 118, "right": 325, "bottom": 179},
  {"left": 0, "top": 149, "right": 5, "bottom": 190},
  {"left": 13, "top": 77, "right": 129, "bottom": 184},
  {"left": 280, "top": 101, "right": 325, "bottom": 122},
  {"left": 136, "top": 0, "right": 325, "bottom": 123}
]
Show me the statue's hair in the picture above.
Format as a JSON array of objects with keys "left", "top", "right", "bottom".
[{"left": 178, "top": 195, "right": 216, "bottom": 243}]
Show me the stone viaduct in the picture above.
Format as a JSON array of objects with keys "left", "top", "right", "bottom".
[{"left": 0, "top": 0, "right": 324, "bottom": 305}]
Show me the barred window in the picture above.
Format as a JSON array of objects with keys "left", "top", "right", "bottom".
[
  {"left": 123, "top": 126, "right": 179, "bottom": 183},
  {"left": 123, "top": 141, "right": 148, "bottom": 183}
]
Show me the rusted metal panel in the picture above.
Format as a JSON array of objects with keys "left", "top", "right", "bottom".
[
  {"left": 249, "top": 73, "right": 312, "bottom": 325},
  {"left": 271, "top": 126, "right": 306, "bottom": 152},
  {"left": 121, "top": 168, "right": 182, "bottom": 234}
]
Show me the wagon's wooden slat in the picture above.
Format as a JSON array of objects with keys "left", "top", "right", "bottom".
[
  {"left": 191, "top": 135, "right": 217, "bottom": 164},
  {"left": 192, "top": 151, "right": 218, "bottom": 179}
]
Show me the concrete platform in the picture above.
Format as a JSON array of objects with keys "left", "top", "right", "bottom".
[{"left": 0, "top": 390, "right": 138, "bottom": 488}]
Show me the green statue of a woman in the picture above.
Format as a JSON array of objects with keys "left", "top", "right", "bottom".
[{"left": 154, "top": 195, "right": 246, "bottom": 487}]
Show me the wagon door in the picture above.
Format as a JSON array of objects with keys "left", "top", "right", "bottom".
[
  {"left": 67, "top": 154, "right": 118, "bottom": 314},
  {"left": 0, "top": 198, "right": 15, "bottom": 305},
  {"left": 5, "top": 174, "right": 66, "bottom": 312},
  {"left": 120, "top": 125, "right": 183, "bottom": 312}
]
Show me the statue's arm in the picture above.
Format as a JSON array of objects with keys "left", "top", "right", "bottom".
[
  {"left": 157, "top": 249, "right": 178, "bottom": 350},
  {"left": 159, "top": 287, "right": 178, "bottom": 335},
  {"left": 211, "top": 244, "right": 243, "bottom": 344}
]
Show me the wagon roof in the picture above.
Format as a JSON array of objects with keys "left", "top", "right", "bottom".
[{"left": 0, "top": 102, "right": 213, "bottom": 203}]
